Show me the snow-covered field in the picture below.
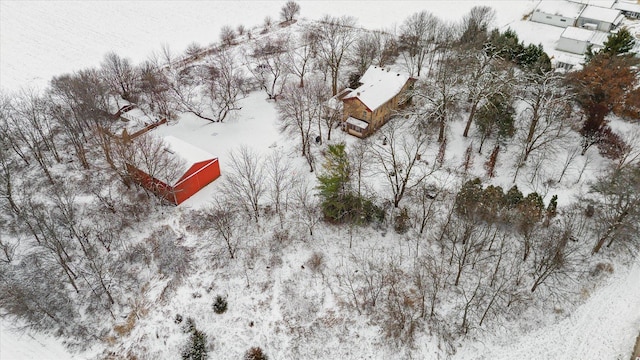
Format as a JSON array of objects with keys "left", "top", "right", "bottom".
[
  {"left": 1, "top": 1, "right": 639, "bottom": 359},
  {"left": 0, "top": 0, "right": 536, "bottom": 92}
]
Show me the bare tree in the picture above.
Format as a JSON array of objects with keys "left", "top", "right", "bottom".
[
  {"left": 415, "top": 25, "right": 462, "bottom": 143},
  {"left": 223, "top": 146, "right": 266, "bottom": 222},
  {"left": 529, "top": 225, "right": 580, "bottom": 293},
  {"left": 101, "top": 52, "right": 139, "bottom": 101},
  {"left": 277, "top": 79, "right": 326, "bottom": 171},
  {"left": 280, "top": 1, "right": 301, "bottom": 22},
  {"left": 138, "top": 59, "right": 176, "bottom": 119},
  {"left": 220, "top": 25, "right": 236, "bottom": 47},
  {"left": 589, "top": 165, "right": 640, "bottom": 254},
  {"left": 204, "top": 50, "right": 245, "bottom": 122},
  {"left": 460, "top": 51, "right": 513, "bottom": 138},
  {"left": 614, "top": 129, "right": 640, "bottom": 172},
  {"left": 245, "top": 35, "right": 290, "bottom": 100},
  {"left": 166, "top": 64, "right": 218, "bottom": 122},
  {"left": 207, "top": 198, "right": 242, "bottom": 259},
  {"left": 458, "top": 6, "right": 495, "bottom": 48},
  {"left": 512, "top": 72, "right": 573, "bottom": 181},
  {"left": 372, "top": 120, "right": 433, "bottom": 208},
  {"left": 265, "top": 150, "right": 294, "bottom": 227},
  {"left": 349, "top": 32, "right": 380, "bottom": 76},
  {"left": 313, "top": 15, "right": 358, "bottom": 95},
  {"left": 399, "top": 11, "right": 441, "bottom": 77},
  {"left": 348, "top": 138, "right": 373, "bottom": 198},
  {"left": 286, "top": 31, "right": 315, "bottom": 88},
  {"left": 117, "top": 134, "right": 184, "bottom": 202},
  {"left": 292, "top": 178, "right": 321, "bottom": 236},
  {"left": 5, "top": 90, "right": 60, "bottom": 181},
  {"left": 185, "top": 42, "right": 203, "bottom": 58}
]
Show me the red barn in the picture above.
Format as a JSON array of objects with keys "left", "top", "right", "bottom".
[{"left": 127, "top": 135, "right": 220, "bottom": 205}]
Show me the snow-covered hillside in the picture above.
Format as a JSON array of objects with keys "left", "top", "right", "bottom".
[{"left": 1, "top": 1, "right": 639, "bottom": 360}]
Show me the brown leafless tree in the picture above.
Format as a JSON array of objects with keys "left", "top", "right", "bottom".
[
  {"left": 223, "top": 146, "right": 266, "bottom": 222},
  {"left": 313, "top": 15, "right": 358, "bottom": 95},
  {"left": 372, "top": 120, "right": 433, "bottom": 208},
  {"left": 204, "top": 50, "right": 245, "bottom": 122},
  {"left": 280, "top": 1, "right": 301, "bottom": 22},
  {"left": 399, "top": 11, "right": 441, "bottom": 77},
  {"left": 101, "top": 52, "right": 139, "bottom": 102},
  {"left": 265, "top": 150, "right": 294, "bottom": 227}
]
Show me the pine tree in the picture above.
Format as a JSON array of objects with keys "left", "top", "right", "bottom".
[
  {"left": 182, "top": 328, "right": 208, "bottom": 360},
  {"left": 317, "top": 143, "right": 351, "bottom": 222},
  {"left": 601, "top": 27, "right": 635, "bottom": 57},
  {"left": 505, "top": 185, "right": 523, "bottom": 208}
]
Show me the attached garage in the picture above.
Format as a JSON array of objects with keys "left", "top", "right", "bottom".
[{"left": 127, "top": 135, "right": 220, "bottom": 205}]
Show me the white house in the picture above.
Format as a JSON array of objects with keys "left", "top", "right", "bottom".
[
  {"left": 556, "top": 26, "right": 611, "bottom": 54},
  {"left": 531, "top": 1, "right": 585, "bottom": 27},
  {"left": 614, "top": 1, "right": 640, "bottom": 19},
  {"left": 576, "top": 5, "right": 624, "bottom": 31}
]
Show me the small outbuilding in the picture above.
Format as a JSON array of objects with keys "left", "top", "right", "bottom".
[
  {"left": 576, "top": 5, "right": 624, "bottom": 31},
  {"left": 530, "top": 1, "right": 585, "bottom": 27},
  {"left": 556, "top": 26, "right": 611, "bottom": 54},
  {"left": 614, "top": 1, "right": 640, "bottom": 19},
  {"left": 127, "top": 135, "right": 220, "bottom": 205}
]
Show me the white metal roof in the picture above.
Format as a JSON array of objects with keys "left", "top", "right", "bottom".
[
  {"left": 346, "top": 117, "right": 369, "bottom": 129},
  {"left": 325, "top": 88, "right": 352, "bottom": 111},
  {"left": 614, "top": 1, "right": 640, "bottom": 13},
  {"left": 343, "top": 66, "right": 413, "bottom": 112},
  {"left": 561, "top": 26, "right": 595, "bottom": 42},
  {"left": 131, "top": 134, "right": 215, "bottom": 186},
  {"left": 162, "top": 135, "right": 215, "bottom": 168},
  {"left": 535, "top": 0, "right": 585, "bottom": 17},
  {"left": 589, "top": 30, "right": 611, "bottom": 47},
  {"left": 579, "top": 5, "right": 623, "bottom": 23}
]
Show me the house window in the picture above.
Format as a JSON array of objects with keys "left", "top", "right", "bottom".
[
  {"left": 560, "top": 19, "right": 566, "bottom": 22},
  {"left": 362, "top": 111, "right": 367, "bottom": 119},
  {"left": 546, "top": 16, "right": 552, "bottom": 19}
]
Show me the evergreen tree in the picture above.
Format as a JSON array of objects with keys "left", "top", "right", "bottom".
[
  {"left": 317, "top": 143, "right": 381, "bottom": 223},
  {"left": 601, "top": 27, "right": 636, "bottom": 57},
  {"left": 317, "top": 143, "right": 351, "bottom": 221},
  {"left": 505, "top": 185, "right": 523, "bottom": 208},
  {"left": 475, "top": 93, "right": 515, "bottom": 152},
  {"left": 182, "top": 328, "right": 208, "bottom": 360}
]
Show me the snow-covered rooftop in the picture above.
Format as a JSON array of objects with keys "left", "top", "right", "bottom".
[
  {"left": 579, "top": 5, "right": 623, "bottom": 23},
  {"left": 589, "top": 30, "right": 611, "bottom": 47},
  {"left": 615, "top": 1, "right": 640, "bottom": 14},
  {"left": 560, "top": 26, "right": 595, "bottom": 41},
  {"left": 326, "top": 88, "right": 353, "bottom": 111},
  {"left": 569, "top": 0, "right": 616, "bottom": 7},
  {"left": 346, "top": 116, "right": 369, "bottom": 129},
  {"left": 130, "top": 134, "right": 216, "bottom": 186},
  {"left": 343, "top": 66, "right": 413, "bottom": 111},
  {"left": 162, "top": 135, "right": 215, "bottom": 168},
  {"left": 534, "top": 0, "right": 585, "bottom": 17}
]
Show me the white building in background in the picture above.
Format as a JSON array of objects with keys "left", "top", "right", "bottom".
[
  {"left": 530, "top": 1, "right": 585, "bottom": 27},
  {"left": 614, "top": 1, "right": 640, "bottom": 19},
  {"left": 556, "top": 26, "right": 612, "bottom": 54},
  {"left": 576, "top": 5, "right": 624, "bottom": 31}
]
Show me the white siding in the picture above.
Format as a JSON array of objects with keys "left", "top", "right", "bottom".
[
  {"left": 531, "top": 11, "right": 575, "bottom": 27},
  {"left": 556, "top": 37, "right": 589, "bottom": 55}
]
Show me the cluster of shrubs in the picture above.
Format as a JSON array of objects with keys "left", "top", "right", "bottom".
[
  {"left": 486, "top": 28, "right": 551, "bottom": 73},
  {"left": 455, "top": 178, "right": 557, "bottom": 227}
]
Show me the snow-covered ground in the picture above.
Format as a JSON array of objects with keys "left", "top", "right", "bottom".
[
  {"left": 1, "top": 1, "right": 639, "bottom": 359},
  {"left": 0, "top": 0, "right": 537, "bottom": 92},
  {"left": 0, "top": 322, "right": 75, "bottom": 359},
  {"left": 455, "top": 253, "right": 640, "bottom": 360}
]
